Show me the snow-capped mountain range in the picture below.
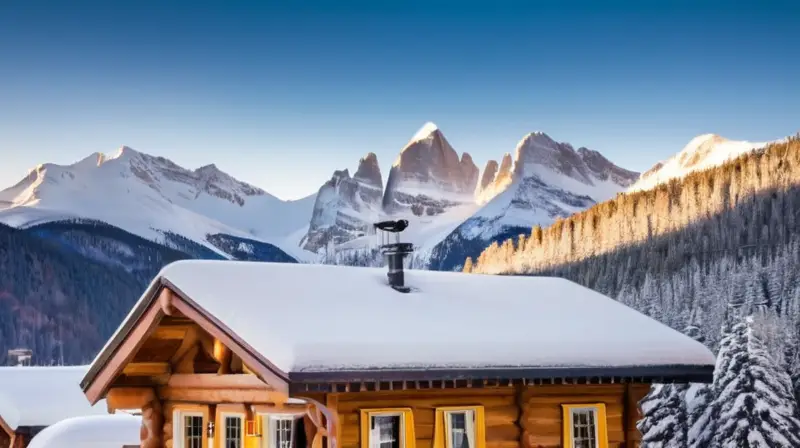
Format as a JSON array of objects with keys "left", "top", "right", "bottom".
[
  {"left": 0, "top": 123, "right": 778, "bottom": 270},
  {"left": 0, "top": 147, "right": 316, "bottom": 261}
]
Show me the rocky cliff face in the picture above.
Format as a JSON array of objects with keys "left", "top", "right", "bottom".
[
  {"left": 476, "top": 153, "right": 513, "bottom": 204},
  {"left": 302, "top": 153, "right": 384, "bottom": 253},
  {"left": 426, "top": 132, "right": 639, "bottom": 271},
  {"left": 382, "top": 122, "right": 478, "bottom": 215}
]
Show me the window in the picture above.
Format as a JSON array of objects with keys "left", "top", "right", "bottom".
[
  {"left": 433, "top": 406, "right": 485, "bottom": 448},
  {"left": 183, "top": 414, "right": 204, "bottom": 448},
  {"left": 360, "top": 408, "right": 416, "bottom": 448},
  {"left": 224, "top": 415, "right": 244, "bottom": 448},
  {"left": 561, "top": 404, "right": 608, "bottom": 448},
  {"left": 266, "top": 416, "right": 297, "bottom": 448},
  {"left": 444, "top": 410, "right": 475, "bottom": 448}
]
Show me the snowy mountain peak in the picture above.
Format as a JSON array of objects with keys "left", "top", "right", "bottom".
[
  {"left": 111, "top": 145, "right": 139, "bottom": 161},
  {"left": 409, "top": 121, "right": 440, "bottom": 143},
  {"left": 629, "top": 133, "right": 776, "bottom": 193}
]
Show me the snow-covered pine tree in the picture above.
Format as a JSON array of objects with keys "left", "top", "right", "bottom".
[
  {"left": 711, "top": 316, "right": 800, "bottom": 447},
  {"left": 637, "top": 383, "right": 688, "bottom": 448}
]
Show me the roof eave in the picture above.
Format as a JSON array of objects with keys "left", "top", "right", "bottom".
[
  {"left": 289, "top": 364, "right": 714, "bottom": 385},
  {"left": 80, "top": 279, "right": 164, "bottom": 393}
]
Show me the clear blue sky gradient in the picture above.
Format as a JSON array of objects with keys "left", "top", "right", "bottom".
[{"left": 1, "top": 0, "right": 799, "bottom": 199}]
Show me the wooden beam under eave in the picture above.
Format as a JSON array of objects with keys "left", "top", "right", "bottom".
[
  {"left": 157, "top": 386, "right": 281, "bottom": 403},
  {"left": 123, "top": 362, "right": 171, "bottom": 376},
  {"left": 170, "top": 298, "right": 291, "bottom": 396},
  {"left": 214, "top": 339, "right": 232, "bottom": 374},
  {"left": 167, "top": 373, "right": 270, "bottom": 389},
  {"left": 106, "top": 387, "right": 157, "bottom": 412},
  {"left": 158, "top": 288, "right": 175, "bottom": 316},
  {"left": 152, "top": 325, "right": 190, "bottom": 340}
]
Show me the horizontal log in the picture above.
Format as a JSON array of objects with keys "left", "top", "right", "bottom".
[
  {"left": 485, "top": 405, "right": 520, "bottom": 426},
  {"left": 524, "top": 395, "right": 624, "bottom": 406},
  {"left": 106, "top": 387, "right": 156, "bottom": 412},
  {"left": 486, "top": 440, "right": 519, "bottom": 448},
  {"left": 123, "top": 362, "right": 171, "bottom": 376},
  {"left": 521, "top": 384, "right": 625, "bottom": 400},
  {"left": 152, "top": 325, "right": 191, "bottom": 340},
  {"left": 486, "top": 424, "right": 521, "bottom": 441},
  {"left": 337, "top": 396, "right": 515, "bottom": 413},
  {"left": 167, "top": 373, "right": 268, "bottom": 389},
  {"left": 158, "top": 386, "right": 279, "bottom": 403}
]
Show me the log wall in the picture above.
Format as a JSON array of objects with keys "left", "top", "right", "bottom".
[{"left": 316, "top": 383, "right": 650, "bottom": 448}]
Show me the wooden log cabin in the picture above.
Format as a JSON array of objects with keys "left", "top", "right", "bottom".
[
  {"left": 0, "top": 366, "right": 109, "bottom": 448},
  {"left": 79, "top": 260, "right": 715, "bottom": 448}
]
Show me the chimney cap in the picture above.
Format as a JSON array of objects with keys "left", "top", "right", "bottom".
[{"left": 374, "top": 219, "right": 409, "bottom": 233}]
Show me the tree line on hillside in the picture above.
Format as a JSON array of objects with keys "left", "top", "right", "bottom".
[
  {"left": 469, "top": 136, "right": 800, "bottom": 276},
  {"left": 0, "top": 223, "right": 148, "bottom": 365}
]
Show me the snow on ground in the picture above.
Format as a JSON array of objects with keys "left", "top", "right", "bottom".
[
  {"left": 27, "top": 414, "right": 141, "bottom": 448},
  {"left": 133, "top": 260, "right": 716, "bottom": 373},
  {"left": 0, "top": 366, "right": 107, "bottom": 429}
]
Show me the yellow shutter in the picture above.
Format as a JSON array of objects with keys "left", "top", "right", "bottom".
[
  {"left": 402, "top": 409, "right": 416, "bottom": 448},
  {"left": 432, "top": 407, "right": 485, "bottom": 448},
  {"left": 433, "top": 409, "right": 446, "bottom": 448}
]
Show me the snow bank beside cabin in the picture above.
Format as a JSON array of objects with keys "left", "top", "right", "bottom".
[
  {"left": 0, "top": 366, "right": 107, "bottom": 429},
  {"left": 27, "top": 414, "right": 141, "bottom": 448},
  {"left": 156, "top": 261, "right": 716, "bottom": 372}
]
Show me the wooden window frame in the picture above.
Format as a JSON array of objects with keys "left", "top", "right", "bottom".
[
  {"left": 561, "top": 403, "right": 609, "bottom": 448},
  {"left": 359, "top": 408, "right": 416, "bottom": 448},
  {"left": 221, "top": 412, "right": 245, "bottom": 448},
  {"left": 173, "top": 405, "right": 210, "bottom": 448},
  {"left": 433, "top": 406, "right": 486, "bottom": 448}
]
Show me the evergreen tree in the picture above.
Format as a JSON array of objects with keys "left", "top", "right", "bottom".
[
  {"left": 638, "top": 383, "right": 688, "bottom": 447},
  {"left": 711, "top": 316, "right": 800, "bottom": 447}
]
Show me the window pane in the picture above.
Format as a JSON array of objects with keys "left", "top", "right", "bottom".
[
  {"left": 371, "top": 416, "right": 400, "bottom": 448},
  {"left": 448, "top": 412, "right": 470, "bottom": 448},
  {"left": 570, "top": 409, "right": 598, "bottom": 448},
  {"left": 184, "top": 416, "right": 203, "bottom": 448},
  {"left": 273, "top": 418, "right": 294, "bottom": 448},
  {"left": 225, "top": 416, "right": 242, "bottom": 448}
]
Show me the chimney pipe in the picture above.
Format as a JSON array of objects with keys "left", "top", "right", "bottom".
[{"left": 374, "top": 220, "right": 414, "bottom": 292}]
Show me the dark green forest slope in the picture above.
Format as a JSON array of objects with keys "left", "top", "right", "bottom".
[{"left": 0, "top": 222, "right": 155, "bottom": 364}]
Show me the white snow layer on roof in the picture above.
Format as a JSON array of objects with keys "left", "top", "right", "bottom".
[
  {"left": 27, "top": 414, "right": 141, "bottom": 448},
  {"left": 0, "top": 366, "right": 107, "bottom": 429},
  {"left": 157, "top": 261, "right": 716, "bottom": 372}
]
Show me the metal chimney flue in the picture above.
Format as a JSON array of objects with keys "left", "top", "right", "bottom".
[{"left": 374, "top": 220, "right": 414, "bottom": 293}]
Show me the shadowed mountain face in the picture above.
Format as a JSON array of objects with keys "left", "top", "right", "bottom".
[{"left": 302, "top": 153, "right": 385, "bottom": 253}]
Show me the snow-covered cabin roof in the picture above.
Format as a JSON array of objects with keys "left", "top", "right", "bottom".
[
  {"left": 26, "top": 414, "right": 141, "bottom": 448},
  {"left": 85, "top": 261, "right": 715, "bottom": 388},
  {"left": 0, "top": 366, "right": 108, "bottom": 430}
]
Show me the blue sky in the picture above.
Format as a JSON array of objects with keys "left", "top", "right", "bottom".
[{"left": 1, "top": 1, "right": 798, "bottom": 199}]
